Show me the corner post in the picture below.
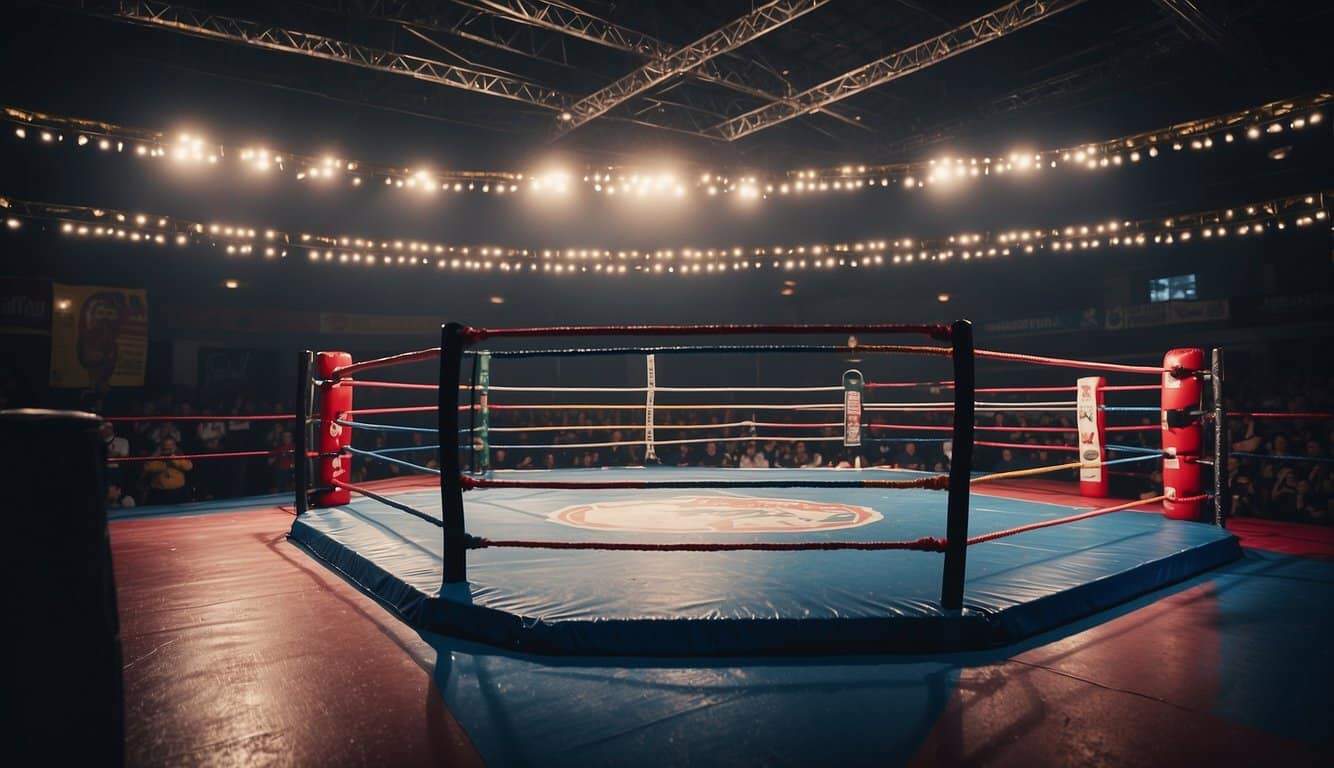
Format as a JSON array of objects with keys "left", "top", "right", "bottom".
[
  {"left": 941, "top": 319, "right": 975, "bottom": 611},
  {"left": 294, "top": 350, "right": 314, "bottom": 515},
  {"left": 1211, "top": 348, "right": 1229, "bottom": 528},
  {"left": 439, "top": 323, "right": 468, "bottom": 584}
]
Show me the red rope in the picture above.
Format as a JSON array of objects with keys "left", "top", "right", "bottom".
[
  {"left": 330, "top": 347, "right": 440, "bottom": 380},
  {"left": 974, "top": 440, "right": 1078, "bottom": 452},
  {"left": 471, "top": 537, "right": 949, "bottom": 553},
  {"left": 466, "top": 323, "right": 953, "bottom": 342},
  {"left": 965, "top": 493, "right": 1208, "bottom": 546},
  {"left": 975, "top": 349, "right": 1169, "bottom": 376},
  {"left": 342, "top": 380, "right": 438, "bottom": 391},
  {"left": 343, "top": 405, "right": 438, "bottom": 416},
  {"left": 462, "top": 474, "right": 950, "bottom": 491},
  {"left": 109, "top": 449, "right": 306, "bottom": 463},
  {"left": 102, "top": 413, "right": 294, "bottom": 422},
  {"left": 865, "top": 380, "right": 954, "bottom": 390},
  {"left": 866, "top": 382, "right": 1161, "bottom": 393},
  {"left": 1227, "top": 411, "right": 1334, "bottom": 420}
]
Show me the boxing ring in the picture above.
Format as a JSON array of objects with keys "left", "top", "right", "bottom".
[{"left": 286, "top": 321, "right": 1243, "bottom": 655}]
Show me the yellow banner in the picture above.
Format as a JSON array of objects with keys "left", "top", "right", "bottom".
[{"left": 50, "top": 283, "right": 148, "bottom": 388}]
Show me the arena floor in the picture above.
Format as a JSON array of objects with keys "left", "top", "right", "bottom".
[{"left": 111, "top": 488, "right": 1334, "bottom": 766}]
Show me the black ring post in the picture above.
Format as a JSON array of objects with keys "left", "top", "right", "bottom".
[
  {"left": 941, "top": 319, "right": 975, "bottom": 611},
  {"left": 439, "top": 323, "right": 468, "bottom": 584},
  {"left": 1211, "top": 347, "right": 1229, "bottom": 528},
  {"left": 294, "top": 350, "right": 313, "bottom": 516}
]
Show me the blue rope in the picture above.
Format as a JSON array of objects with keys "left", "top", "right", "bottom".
[
  {"left": 361, "top": 443, "right": 441, "bottom": 455},
  {"left": 345, "top": 445, "right": 441, "bottom": 475},
  {"left": 863, "top": 437, "right": 952, "bottom": 444},
  {"left": 336, "top": 419, "right": 437, "bottom": 434},
  {"left": 1102, "top": 453, "right": 1162, "bottom": 466},
  {"left": 1106, "top": 443, "right": 1165, "bottom": 455},
  {"left": 480, "top": 343, "right": 938, "bottom": 359},
  {"left": 1101, "top": 406, "right": 1160, "bottom": 413},
  {"left": 1234, "top": 451, "right": 1334, "bottom": 465}
]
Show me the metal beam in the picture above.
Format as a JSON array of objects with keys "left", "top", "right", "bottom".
[
  {"left": 555, "top": 0, "right": 830, "bottom": 135},
  {"left": 105, "top": 0, "right": 572, "bottom": 111},
  {"left": 1152, "top": 0, "right": 1227, "bottom": 47},
  {"left": 707, "top": 0, "right": 1088, "bottom": 141},
  {"left": 459, "top": 0, "right": 669, "bottom": 57},
  {"left": 449, "top": 0, "right": 869, "bottom": 134}
]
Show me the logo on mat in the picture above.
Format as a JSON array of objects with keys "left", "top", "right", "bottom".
[{"left": 549, "top": 495, "right": 882, "bottom": 533}]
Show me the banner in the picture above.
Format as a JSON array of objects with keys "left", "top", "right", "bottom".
[
  {"left": 198, "top": 347, "right": 279, "bottom": 402},
  {"left": 50, "top": 283, "right": 148, "bottom": 388},
  {"left": 1104, "top": 299, "right": 1229, "bottom": 331},
  {"left": 0, "top": 277, "right": 52, "bottom": 335}
]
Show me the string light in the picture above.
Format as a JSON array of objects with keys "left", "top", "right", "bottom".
[
  {"left": 3, "top": 190, "right": 1327, "bottom": 280},
  {"left": 4, "top": 93, "right": 1328, "bottom": 206}
]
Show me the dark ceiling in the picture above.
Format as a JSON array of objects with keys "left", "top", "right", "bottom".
[{"left": 8, "top": 0, "right": 1330, "bottom": 172}]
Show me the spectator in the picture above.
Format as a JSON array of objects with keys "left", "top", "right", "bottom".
[
  {"left": 698, "top": 442, "right": 724, "bottom": 467},
  {"left": 142, "top": 437, "right": 193, "bottom": 505},
  {"left": 739, "top": 441, "right": 769, "bottom": 469},
  {"left": 106, "top": 482, "right": 136, "bottom": 509}
]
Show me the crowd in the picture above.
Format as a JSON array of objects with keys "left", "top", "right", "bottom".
[
  {"left": 1226, "top": 378, "right": 1333, "bottom": 525},
  {"left": 98, "top": 394, "right": 297, "bottom": 509},
  {"left": 92, "top": 376, "right": 1332, "bottom": 526}
]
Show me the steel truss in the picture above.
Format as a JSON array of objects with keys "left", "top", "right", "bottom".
[
  {"left": 107, "top": 0, "right": 572, "bottom": 111},
  {"left": 555, "top": 0, "right": 830, "bottom": 135},
  {"left": 708, "top": 0, "right": 1088, "bottom": 141}
]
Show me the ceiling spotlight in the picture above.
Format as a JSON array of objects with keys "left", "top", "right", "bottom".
[
  {"left": 937, "top": 293, "right": 951, "bottom": 303},
  {"left": 223, "top": 279, "right": 240, "bottom": 289},
  {"left": 489, "top": 296, "right": 505, "bottom": 304}
]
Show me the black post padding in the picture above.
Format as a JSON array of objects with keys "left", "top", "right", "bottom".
[
  {"left": 2, "top": 410, "right": 124, "bottom": 765},
  {"left": 1212, "top": 348, "right": 1229, "bottom": 528},
  {"left": 294, "top": 350, "right": 314, "bottom": 516},
  {"left": 439, "top": 323, "right": 468, "bottom": 584},
  {"left": 941, "top": 320, "right": 975, "bottom": 611}
]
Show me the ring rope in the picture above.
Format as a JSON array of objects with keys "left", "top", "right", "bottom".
[
  {"left": 863, "top": 437, "right": 952, "bottom": 444},
  {"left": 350, "top": 443, "right": 439, "bottom": 455},
  {"left": 1233, "top": 451, "right": 1334, "bottom": 464},
  {"left": 101, "top": 413, "right": 295, "bottom": 422},
  {"left": 340, "top": 380, "right": 439, "bottom": 391},
  {"left": 971, "top": 461, "right": 1082, "bottom": 483},
  {"left": 331, "top": 480, "right": 443, "bottom": 526},
  {"left": 489, "top": 434, "right": 847, "bottom": 451},
  {"left": 1227, "top": 411, "right": 1334, "bottom": 420},
  {"left": 345, "top": 405, "right": 440, "bottom": 416},
  {"left": 468, "top": 536, "right": 950, "bottom": 553},
  {"left": 1105, "top": 443, "right": 1166, "bottom": 455},
  {"left": 335, "top": 419, "right": 437, "bottom": 434},
  {"left": 966, "top": 493, "right": 1208, "bottom": 546},
  {"left": 479, "top": 343, "right": 951, "bottom": 360},
  {"left": 485, "top": 420, "right": 844, "bottom": 433},
  {"left": 330, "top": 347, "right": 440, "bottom": 380},
  {"left": 464, "top": 322, "right": 952, "bottom": 342},
  {"left": 461, "top": 473, "right": 950, "bottom": 492},
  {"left": 975, "top": 440, "right": 1078, "bottom": 453},
  {"left": 974, "top": 349, "right": 1170, "bottom": 376},
  {"left": 346, "top": 445, "right": 441, "bottom": 475},
  {"left": 867, "top": 423, "right": 1159, "bottom": 435},
  {"left": 108, "top": 449, "right": 306, "bottom": 463}
]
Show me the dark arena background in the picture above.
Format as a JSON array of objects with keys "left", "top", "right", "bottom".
[{"left": 1, "top": 1, "right": 1332, "bottom": 766}]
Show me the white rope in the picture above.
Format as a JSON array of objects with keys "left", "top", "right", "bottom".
[
  {"left": 491, "top": 434, "right": 846, "bottom": 450},
  {"left": 654, "top": 385, "right": 845, "bottom": 393},
  {"left": 465, "top": 384, "right": 842, "bottom": 393},
  {"left": 485, "top": 419, "right": 842, "bottom": 433},
  {"left": 644, "top": 354, "right": 657, "bottom": 462}
]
